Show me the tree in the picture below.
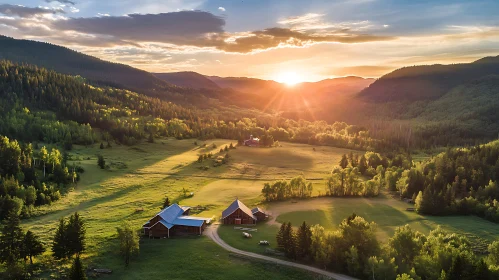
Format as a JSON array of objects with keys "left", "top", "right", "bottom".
[
  {"left": 22, "top": 230, "right": 45, "bottom": 265},
  {"left": 296, "top": 221, "right": 312, "bottom": 260},
  {"left": 52, "top": 212, "right": 85, "bottom": 259},
  {"left": 162, "top": 196, "right": 171, "bottom": 209},
  {"left": 340, "top": 154, "right": 349, "bottom": 169},
  {"left": 346, "top": 246, "right": 361, "bottom": 277},
  {"left": 389, "top": 225, "right": 425, "bottom": 272},
  {"left": 67, "top": 212, "right": 86, "bottom": 257},
  {"left": 283, "top": 222, "right": 296, "bottom": 259},
  {"left": 97, "top": 155, "right": 105, "bottom": 169},
  {"left": 39, "top": 146, "right": 49, "bottom": 177},
  {"left": 69, "top": 255, "right": 87, "bottom": 280},
  {"left": 0, "top": 212, "right": 24, "bottom": 265},
  {"left": 488, "top": 241, "right": 499, "bottom": 266},
  {"left": 117, "top": 221, "right": 140, "bottom": 267},
  {"left": 52, "top": 218, "right": 69, "bottom": 259},
  {"left": 358, "top": 155, "right": 368, "bottom": 175},
  {"left": 276, "top": 223, "right": 286, "bottom": 252}
]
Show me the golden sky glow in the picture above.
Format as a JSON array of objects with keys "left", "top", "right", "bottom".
[{"left": 2, "top": 1, "right": 499, "bottom": 81}]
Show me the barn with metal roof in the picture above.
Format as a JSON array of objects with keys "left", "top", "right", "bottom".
[
  {"left": 221, "top": 199, "right": 257, "bottom": 225},
  {"left": 143, "top": 204, "right": 211, "bottom": 238}
]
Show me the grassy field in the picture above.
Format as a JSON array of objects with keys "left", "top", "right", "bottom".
[
  {"left": 22, "top": 139, "right": 352, "bottom": 279},
  {"left": 19, "top": 138, "right": 499, "bottom": 278},
  {"left": 274, "top": 195, "right": 499, "bottom": 245}
]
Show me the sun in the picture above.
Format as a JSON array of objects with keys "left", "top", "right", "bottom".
[{"left": 275, "top": 71, "right": 301, "bottom": 86}]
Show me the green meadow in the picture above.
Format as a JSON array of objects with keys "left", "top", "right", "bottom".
[{"left": 19, "top": 138, "right": 499, "bottom": 278}]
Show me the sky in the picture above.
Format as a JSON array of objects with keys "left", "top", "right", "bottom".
[{"left": 1, "top": 0, "right": 499, "bottom": 82}]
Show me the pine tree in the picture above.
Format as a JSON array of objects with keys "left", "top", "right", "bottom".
[
  {"left": 22, "top": 230, "right": 45, "bottom": 265},
  {"left": 340, "top": 154, "right": 349, "bottom": 169},
  {"left": 0, "top": 212, "right": 24, "bottom": 265},
  {"left": 97, "top": 155, "right": 105, "bottom": 169},
  {"left": 52, "top": 218, "right": 68, "bottom": 259},
  {"left": 276, "top": 223, "right": 286, "bottom": 251},
  {"left": 283, "top": 222, "right": 296, "bottom": 259},
  {"left": 296, "top": 221, "right": 312, "bottom": 260},
  {"left": 358, "top": 155, "right": 368, "bottom": 175},
  {"left": 67, "top": 212, "right": 86, "bottom": 257},
  {"left": 162, "top": 196, "right": 170, "bottom": 209},
  {"left": 69, "top": 255, "right": 87, "bottom": 280}
]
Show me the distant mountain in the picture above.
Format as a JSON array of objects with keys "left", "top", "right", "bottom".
[
  {"left": 0, "top": 36, "right": 173, "bottom": 92},
  {"left": 359, "top": 56, "right": 499, "bottom": 102},
  {"left": 154, "top": 71, "right": 221, "bottom": 90},
  {"left": 208, "top": 76, "right": 282, "bottom": 94}
]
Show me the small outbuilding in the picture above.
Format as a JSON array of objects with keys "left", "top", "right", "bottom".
[
  {"left": 244, "top": 135, "right": 260, "bottom": 147},
  {"left": 222, "top": 199, "right": 257, "bottom": 225},
  {"left": 251, "top": 207, "right": 269, "bottom": 221}
]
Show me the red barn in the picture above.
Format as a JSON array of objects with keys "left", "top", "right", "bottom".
[
  {"left": 222, "top": 199, "right": 257, "bottom": 225},
  {"left": 244, "top": 135, "right": 260, "bottom": 147}
]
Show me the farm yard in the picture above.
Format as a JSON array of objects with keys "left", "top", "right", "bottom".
[{"left": 19, "top": 138, "right": 499, "bottom": 279}]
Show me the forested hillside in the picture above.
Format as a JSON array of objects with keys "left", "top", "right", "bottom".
[
  {"left": 0, "top": 36, "right": 173, "bottom": 92},
  {"left": 359, "top": 56, "right": 499, "bottom": 102},
  {"left": 154, "top": 72, "right": 221, "bottom": 90},
  {"left": 0, "top": 60, "right": 384, "bottom": 150}
]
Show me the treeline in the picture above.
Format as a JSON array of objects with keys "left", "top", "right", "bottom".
[
  {"left": 261, "top": 177, "right": 313, "bottom": 202},
  {"left": 0, "top": 135, "right": 78, "bottom": 220},
  {"left": 388, "top": 140, "right": 499, "bottom": 223},
  {"left": 277, "top": 214, "right": 499, "bottom": 280},
  {"left": 324, "top": 151, "right": 412, "bottom": 198},
  {"left": 0, "top": 60, "right": 390, "bottom": 151}
]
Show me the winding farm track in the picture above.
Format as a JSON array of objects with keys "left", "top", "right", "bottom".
[{"left": 205, "top": 225, "right": 357, "bottom": 280}]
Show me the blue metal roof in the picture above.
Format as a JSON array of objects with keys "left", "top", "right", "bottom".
[
  {"left": 173, "top": 217, "right": 206, "bottom": 227},
  {"left": 145, "top": 203, "right": 209, "bottom": 229}
]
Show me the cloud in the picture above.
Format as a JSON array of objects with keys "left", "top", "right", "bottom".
[
  {"left": 218, "top": 7, "right": 225, "bottom": 12},
  {"left": 45, "top": 0, "right": 76, "bottom": 5},
  {"left": 1, "top": 8, "right": 395, "bottom": 54},
  {"left": 53, "top": 11, "right": 226, "bottom": 46},
  {"left": 219, "top": 27, "right": 395, "bottom": 53},
  {"left": 0, "top": 4, "right": 65, "bottom": 18}
]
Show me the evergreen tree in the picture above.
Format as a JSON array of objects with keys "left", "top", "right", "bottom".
[
  {"left": 97, "top": 155, "right": 105, "bottom": 169},
  {"left": 162, "top": 196, "right": 170, "bottom": 209},
  {"left": 0, "top": 212, "right": 24, "bottom": 265},
  {"left": 69, "top": 255, "right": 87, "bottom": 280},
  {"left": 358, "top": 155, "right": 368, "bottom": 175},
  {"left": 22, "top": 230, "right": 45, "bottom": 265},
  {"left": 340, "top": 154, "right": 349, "bottom": 169},
  {"left": 276, "top": 223, "right": 286, "bottom": 252},
  {"left": 52, "top": 218, "right": 68, "bottom": 259},
  {"left": 67, "top": 212, "right": 86, "bottom": 257},
  {"left": 283, "top": 222, "right": 296, "bottom": 259},
  {"left": 296, "top": 221, "right": 312, "bottom": 260},
  {"left": 117, "top": 221, "right": 140, "bottom": 267}
]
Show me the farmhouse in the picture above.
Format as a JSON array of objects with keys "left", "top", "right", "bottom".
[
  {"left": 222, "top": 199, "right": 257, "bottom": 225},
  {"left": 251, "top": 207, "right": 268, "bottom": 221},
  {"left": 143, "top": 204, "right": 211, "bottom": 238},
  {"left": 244, "top": 135, "right": 260, "bottom": 147}
]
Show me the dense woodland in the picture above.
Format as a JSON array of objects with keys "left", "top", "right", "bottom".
[
  {"left": 276, "top": 215, "right": 499, "bottom": 280},
  {"left": 0, "top": 135, "right": 77, "bottom": 220},
  {"left": 0, "top": 60, "right": 384, "bottom": 150},
  {"left": 389, "top": 140, "right": 499, "bottom": 223}
]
